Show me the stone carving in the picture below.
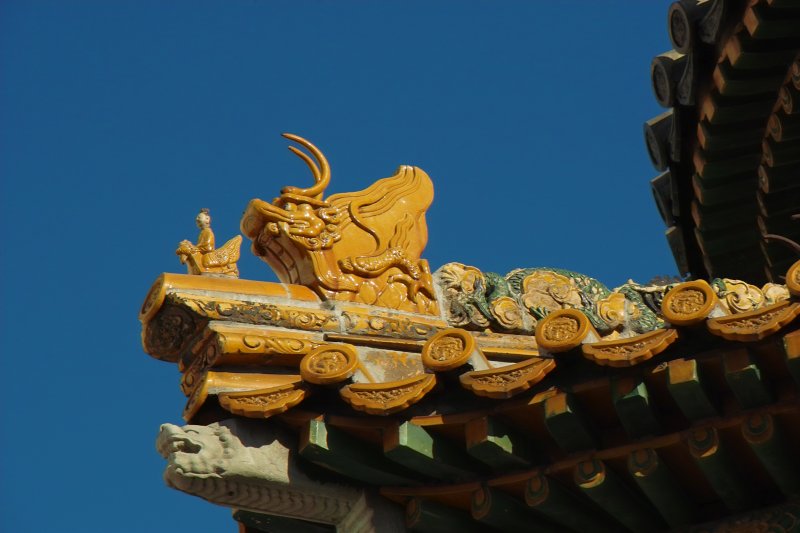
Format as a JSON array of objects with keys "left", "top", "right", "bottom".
[
  {"left": 241, "top": 134, "right": 437, "bottom": 315},
  {"left": 177, "top": 208, "right": 242, "bottom": 277},
  {"left": 156, "top": 419, "right": 404, "bottom": 532}
]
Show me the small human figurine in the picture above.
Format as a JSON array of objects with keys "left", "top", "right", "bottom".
[{"left": 176, "top": 208, "right": 242, "bottom": 277}]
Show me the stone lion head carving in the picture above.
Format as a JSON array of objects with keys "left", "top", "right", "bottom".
[{"left": 156, "top": 419, "right": 358, "bottom": 523}]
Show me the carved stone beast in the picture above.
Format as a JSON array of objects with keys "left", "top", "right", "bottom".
[{"left": 156, "top": 419, "right": 404, "bottom": 532}]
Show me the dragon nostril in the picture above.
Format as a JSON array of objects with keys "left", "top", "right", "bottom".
[{"left": 184, "top": 439, "right": 202, "bottom": 454}]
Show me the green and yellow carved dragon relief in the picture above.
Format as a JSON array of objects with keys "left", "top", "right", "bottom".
[
  {"left": 437, "top": 263, "right": 661, "bottom": 336},
  {"left": 437, "top": 262, "right": 790, "bottom": 337}
]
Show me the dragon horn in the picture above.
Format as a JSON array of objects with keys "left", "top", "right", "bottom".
[{"left": 280, "top": 133, "right": 331, "bottom": 201}]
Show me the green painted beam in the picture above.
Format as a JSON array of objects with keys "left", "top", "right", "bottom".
[
  {"left": 405, "top": 498, "right": 485, "bottom": 533},
  {"left": 627, "top": 448, "right": 695, "bottom": 527},
  {"left": 543, "top": 392, "right": 595, "bottom": 452},
  {"left": 667, "top": 358, "right": 718, "bottom": 421},
  {"left": 724, "top": 350, "right": 772, "bottom": 409},
  {"left": 574, "top": 458, "right": 665, "bottom": 533},
  {"left": 612, "top": 377, "right": 662, "bottom": 439},
  {"left": 471, "top": 486, "right": 560, "bottom": 532},
  {"left": 384, "top": 422, "right": 477, "bottom": 482},
  {"left": 741, "top": 413, "right": 800, "bottom": 497},
  {"left": 465, "top": 416, "right": 532, "bottom": 471},
  {"left": 686, "top": 427, "right": 749, "bottom": 511},
  {"left": 524, "top": 472, "right": 619, "bottom": 533},
  {"left": 299, "top": 418, "right": 417, "bottom": 486}
]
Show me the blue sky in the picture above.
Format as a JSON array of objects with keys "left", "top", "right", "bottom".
[{"left": 1, "top": 2, "right": 674, "bottom": 531}]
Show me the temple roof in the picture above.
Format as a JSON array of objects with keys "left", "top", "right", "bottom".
[
  {"left": 644, "top": 0, "right": 800, "bottom": 284},
  {"left": 141, "top": 232, "right": 800, "bottom": 530},
  {"left": 140, "top": 3, "right": 800, "bottom": 529}
]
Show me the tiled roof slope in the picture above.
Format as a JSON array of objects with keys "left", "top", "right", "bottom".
[
  {"left": 142, "top": 262, "right": 800, "bottom": 531},
  {"left": 645, "top": 0, "right": 800, "bottom": 284}
]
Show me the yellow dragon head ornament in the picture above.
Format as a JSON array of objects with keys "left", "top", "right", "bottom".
[{"left": 241, "top": 134, "right": 437, "bottom": 315}]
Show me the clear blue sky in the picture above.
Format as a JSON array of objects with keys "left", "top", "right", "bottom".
[{"left": 1, "top": 2, "right": 674, "bottom": 531}]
